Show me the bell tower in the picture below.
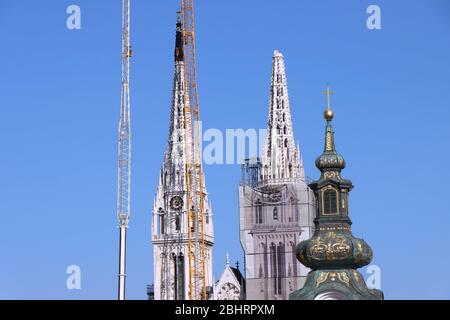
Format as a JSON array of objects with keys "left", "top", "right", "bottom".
[
  {"left": 239, "top": 51, "right": 315, "bottom": 300},
  {"left": 290, "top": 88, "right": 384, "bottom": 300}
]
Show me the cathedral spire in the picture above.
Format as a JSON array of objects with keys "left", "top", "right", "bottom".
[
  {"left": 261, "top": 50, "right": 304, "bottom": 181},
  {"left": 152, "top": 14, "right": 214, "bottom": 300}
]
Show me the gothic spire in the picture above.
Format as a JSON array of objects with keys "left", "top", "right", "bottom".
[
  {"left": 162, "top": 17, "right": 189, "bottom": 175},
  {"left": 261, "top": 50, "right": 304, "bottom": 181}
]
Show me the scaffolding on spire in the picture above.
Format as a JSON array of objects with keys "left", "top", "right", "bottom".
[{"left": 181, "top": 0, "right": 207, "bottom": 300}]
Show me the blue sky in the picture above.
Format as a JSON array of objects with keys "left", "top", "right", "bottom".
[{"left": 1, "top": 0, "right": 450, "bottom": 300}]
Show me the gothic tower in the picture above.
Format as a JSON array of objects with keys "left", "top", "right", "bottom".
[
  {"left": 290, "top": 89, "right": 383, "bottom": 300},
  {"left": 238, "top": 51, "right": 315, "bottom": 300},
  {"left": 152, "top": 18, "right": 214, "bottom": 300}
]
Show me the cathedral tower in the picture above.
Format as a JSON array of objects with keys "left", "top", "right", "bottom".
[
  {"left": 290, "top": 89, "right": 383, "bottom": 300},
  {"left": 152, "top": 18, "right": 214, "bottom": 300},
  {"left": 238, "top": 51, "right": 315, "bottom": 300}
]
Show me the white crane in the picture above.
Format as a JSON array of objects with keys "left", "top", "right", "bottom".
[{"left": 117, "top": 0, "right": 132, "bottom": 301}]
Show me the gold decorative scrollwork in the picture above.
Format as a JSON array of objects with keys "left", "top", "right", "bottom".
[
  {"left": 316, "top": 271, "right": 350, "bottom": 288},
  {"left": 316, "top": 272, "right": 328, "bottom": 288},
  {"left": 310, "top": 233, "right": 351, "bottom": 260}
]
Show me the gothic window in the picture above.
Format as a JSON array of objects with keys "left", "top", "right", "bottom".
[
  {"left": 256, "top": 200, "right": 263, "bottom": 224},
  {"left": 158, "top": 208, "right": 165, "bottom": 235},
  {"left": 290, "top": 241, "right": 297, "bottom": 277},
  {"left": 277, "top": 125, "right": 281, "bottom": 134},
  {"left": 273, "top": 207, "right": 278, "bottom": 220},
  {"left": 160, "top": 215, "right": 165, "bottom": 235},
  {"left": 205, "top": 210, "right": 209, "bottom": 224},
  {"left": 258, "top": 206, "right": 263, "bottom": 224},
  {"left": 283, "top": 126, "right": 287, "bottom": 135},
  {"left": 323, "top": 188, "right": 338, "bottom": 215},
  {"left": 282, "top": 100, "right": 285, "bottom": 109},
  {"left": 277, "top": 243, "right": 285, "bottom": 295},
  {"left": 175, "top": 214, "right": 180, "bottom": 231},
  {"left": 174, "top": 253, "right": 185, "bottom": 300},
  {"left": 284, "top": 139, "right": 288, "bottom": 148},
  {"left": 282, "top": 113, "right": 285, "bottom": 122},
  {"left": 263, "top": 243, "right": 268, "bottom": 279},
  {"left": 270, "top": 243, "right": 277, "bottom": 292}
]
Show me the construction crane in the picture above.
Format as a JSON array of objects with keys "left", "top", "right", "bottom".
[
  {"left": 181, "top": 0, "right": 207, "bottom": 300},
  {"left": 117, "top": 0, "right": 132, "bottom": 301}
]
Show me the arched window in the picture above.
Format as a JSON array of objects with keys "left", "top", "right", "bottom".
[
  {"left": 273, "top": 207, "right": 278, "bottom": 220},
  {"left": 323, "top": 188, "right": 338, "bottom": 215},
  {"left": 290, "top": 241, "right": 297, "bottom": 277},
  {"left": 283, "top": 126, "right": 287, "bottom": 135},
  {"left": 174, "top": 253, "right": 185, "bottom": 300},
  {"left": 158, "top": 208, "right": 165, "bottom": 235},
  {"left": 284, "top": 139, "right": 288, "bottom": 148},
  {"left": 277, "top": 243, "right": 285, "bottom": 294},
  {"left": 270, "top": 243, "right": 277, "bottom": 292},
  {"left": 263, "top": 243, "right": 268, "bottom": 279},
  {"left": 175, "top": 214, "right": 180, "bottom": 231},
  {"left": 256, "top": 200, "right": 263, "bottom": 224}
]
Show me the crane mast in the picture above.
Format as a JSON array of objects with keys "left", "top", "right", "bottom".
[
  {"left": 181, "top": 0, "right": 207, "bottom": 300},
  {"left": 117, "top": 0, "right": 132, "bottom": 301}
]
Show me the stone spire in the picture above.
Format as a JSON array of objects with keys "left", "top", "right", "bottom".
[
  {"left": 290, "top": 89, "right": 383, "bottom": 300},
  {"left": 156, "top": 17, "right": 191, "bottom": 194},
  {"left": 261, "top": 50, "right": 304, "bottom": 182},
  {"left": 151, "top": 17, "right": 214, "bottom": 301}
]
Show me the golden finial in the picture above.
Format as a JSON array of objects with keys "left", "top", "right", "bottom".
[{"left": 322, "top": 86, "right": 335, "bottom": 121}]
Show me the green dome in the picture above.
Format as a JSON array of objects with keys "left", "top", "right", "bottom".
[
  {"left": 315, "top": 151, "right": 346, "bottom": 171},
  {"left": 296, "top": 231, "right": 373, "bottom": 270}
]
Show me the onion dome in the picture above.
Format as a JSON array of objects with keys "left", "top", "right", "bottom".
[{"left": 296, "top": 231, "right": 373, "bottom": 270}]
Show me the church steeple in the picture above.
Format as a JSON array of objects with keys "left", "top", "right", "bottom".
[
  {"left": 261, "top": 50, "right": 304, "bottom": 182},
  {"left": 290, "top": 88, "right": 384, "bottom": 300},
  {"left": 151, "top": 15, "right": 214, "bottom": 301}
]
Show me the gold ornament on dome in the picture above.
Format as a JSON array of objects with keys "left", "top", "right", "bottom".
[
  {"left": 316, "top": 271, "right": 350, "bottom": 288},
  {"left": 309, "top": 233, "right": 351, "bottom": 260}
]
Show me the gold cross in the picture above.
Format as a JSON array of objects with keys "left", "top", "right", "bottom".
[{"left": 322, "top": 87, "right": 335, "bottom": 110}]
